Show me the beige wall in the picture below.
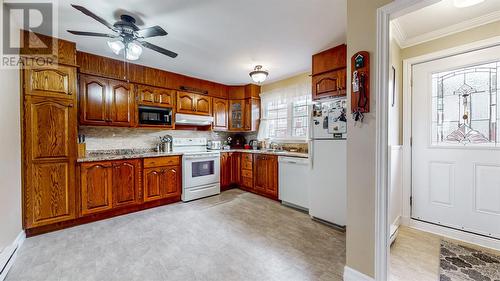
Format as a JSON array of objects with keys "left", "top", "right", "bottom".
[
  {"left": 346, "top": 0, "right": 392, "bottom": 278},
  {"left": 401, "top": 20, "right": 500, "bottom": 60},
  {"left": 261, "top": 72, "right": 311, "bottom": 93},
  {"left": 0, "top": 69, "right": 22, "bottom": 251}
]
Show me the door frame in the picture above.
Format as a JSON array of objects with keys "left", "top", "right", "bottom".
[
  {"left": 401, "top": 37, "right": 500, "bottom": 248},
  {"left": 375, "top": 1, "right": 500, "bottom": 279}
]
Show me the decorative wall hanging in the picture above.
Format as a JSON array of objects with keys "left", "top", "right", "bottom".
[{"left": 351, "top": 51, "right": 370, "bottom": 122}]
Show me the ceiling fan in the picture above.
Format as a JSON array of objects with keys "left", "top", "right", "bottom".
[{"left": 67, "top": 4, "right": 178, "bottom": 60}]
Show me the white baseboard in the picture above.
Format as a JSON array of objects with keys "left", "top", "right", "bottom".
[
  {"left": 409, "top": 219, "right": 500, "bottom": 251},
  {"left": 0, "top": 231, "right": 25, "bottom": 281},
  {"left": 343, "top": 266, "right": 375, "bottom": 281}
]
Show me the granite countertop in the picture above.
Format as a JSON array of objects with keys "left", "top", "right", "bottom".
[
  {"left": 77, "top": 150, "right": 184, "bottom": 163},
  {"left": 78, "top": 148, "right": 309, "bottom": 163},
  {"left": 219, "top": 149, "right": 309, "bottom": 158}
]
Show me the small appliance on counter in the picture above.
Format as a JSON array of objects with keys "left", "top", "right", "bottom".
[
  {"left": 249, "top": 139, "right": 259, "bottom": 150},
  {"left": 229, "top": 134, "right": 246, "bottom": 149},
  {"left": 207, "top": 140, "right": 222, "bottom": 150}
]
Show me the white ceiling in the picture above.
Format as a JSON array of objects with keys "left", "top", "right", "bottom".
[
  {"left": 54, "top": 0, "right": 346, "bottom": 85},
  {"left": 393, "top": 0, "right": 500, "bottom": 48}
]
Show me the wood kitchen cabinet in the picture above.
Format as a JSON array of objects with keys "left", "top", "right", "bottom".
[
  {"left": 240, "top": 153, "right": 254, "bottom": 191},
  {"left": 176, "top": 91, "right": 212, "bottom": 116},
  {"left": 312, "top": 44, "right": 347, "bottom": 100},
  {"left": 80, "top": 159, "right": 141, "bottom": 215},
  {"left": 253, "top": 154, "right": 278, "bottom": 200},
  {"left": 143, "top": 156, "right": 181, "bottom": 202},
  {"left": 229, "top": 98, "right": 260, "bottom": 132},
  {"left": 24, "top": 65, "right": 77, "bottom": 99},
  {"left": 79, "top": 74, "right": 135, "bottom": 126},
  {"left": 220, "top": 152, "right": 241, "bottom": 190},
  {"left": 23, "top": 95, "right": 77, "bottom": 228},
  {"left": 212, "top": 98, "right": 229, "bottom": 130},
  {"left": 137, "top": 85, "right": 175, "bottom": 108}
]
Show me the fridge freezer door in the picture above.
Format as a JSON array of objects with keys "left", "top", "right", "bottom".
[{"left": 309, "top": 139, "right": 347, "bottom": 226}]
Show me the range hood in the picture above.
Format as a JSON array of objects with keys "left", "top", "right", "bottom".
[{"left": 175, "top": 113, "right": 213, "bottom": 126}]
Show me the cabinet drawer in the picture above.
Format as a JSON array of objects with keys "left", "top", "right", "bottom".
[
  {"left": 242, "top": 153, "right": 253, "bottom": 162},
  {"left": 241, "top": 176, "right": 253, "bottom": 188},
  {"left": 241, "top": 169, "right": 252, "bottom": 178},
  {"left": 144, "top": 156, "right": 180, "bottom": 168}
]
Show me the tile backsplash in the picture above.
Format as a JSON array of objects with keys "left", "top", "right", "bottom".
[{"left": 79, "top": 126, "right": 230, "bottom": 151}]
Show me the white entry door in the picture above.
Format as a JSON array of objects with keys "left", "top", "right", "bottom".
[{"left": 412, "top": 45, "right": 500, "bottom": 239}]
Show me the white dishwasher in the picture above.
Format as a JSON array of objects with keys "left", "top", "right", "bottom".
[{"left": 278, "top": 156, "right": 310, "bottom": 211}]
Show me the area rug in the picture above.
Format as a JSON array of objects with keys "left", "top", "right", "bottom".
[{"left": 440, "top": 240, "right": 500, "bottom": 281}]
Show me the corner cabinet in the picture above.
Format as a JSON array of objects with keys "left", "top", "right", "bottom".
[
  {"left": 79, "top": 74, "right": 135, "bottom": 126},
  {"left": 80, "top": 159, "right": 141, "bottom": 216},
  {"left": 220, "top": 152, "right": 241, "bottom": 190},
  {"left": 229, "top": 98, "right": 260, "bottom": 132},
  {"left": 176, "top": 91, "right": 212, "bottom": 116}
]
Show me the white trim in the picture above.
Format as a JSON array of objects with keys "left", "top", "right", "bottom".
[
  {"left": 0, "top": 231, "right": 25, "bottom": 281},
  {"left": 375, "top": 1, "right": 444, "bottom": 280},
  {"left": 409, "top": 219, "right": 500, "bottom": 251},
  {"left": 398, "top": 10, "right": 500, "bottom": 48},
  {"left": 343, "top": 266, "right": 375, "bottom": 281},
  {"left": 390, "top": 20, "right": 406, "bottom": 48}
]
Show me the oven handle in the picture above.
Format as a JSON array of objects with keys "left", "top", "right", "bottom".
[{"left": 183, "top": 155, "right": 220, "bottom": 160}]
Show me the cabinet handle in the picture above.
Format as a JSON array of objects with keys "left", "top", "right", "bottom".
[{"left": 68, "top": 103, "right": 74, "bottom": 107}]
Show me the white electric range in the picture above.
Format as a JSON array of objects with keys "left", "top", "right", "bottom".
[{"left": 173, "top": 138, "right": 220, "bottom": 202}]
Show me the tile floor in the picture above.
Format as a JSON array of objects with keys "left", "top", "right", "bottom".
[{"left": 6, "top": 189, "right": 346, "bottom": 281}]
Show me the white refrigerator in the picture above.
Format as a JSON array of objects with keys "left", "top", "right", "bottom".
[{"left": 309, "top": 98, "right": 347, "bottom": 227}]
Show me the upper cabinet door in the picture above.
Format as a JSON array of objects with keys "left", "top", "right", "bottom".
[
  {"left": 194, "top": 95, "right": 212, "bottom": 116},
  {"left": 229, "top": 100, "right": 245, "bottom": 131},
  {"left": 24, "top": 65, "right": 76, "bottom": 99},
  {"left": 79, "top": 74, "right": 109, "bottom": 125},
  {"left": 176, "top": 92, "right": 196, "bottom": 114},
  {"left": 108, "top": 79, "right": 134, "bottom": 126},
  {"left": 213, "top": 98, "right": 228, "bottom": 130},
  {"left": 137, "top": 85, "right": 156, "bottom": 105},
  {"left": 156, "top": 88, "right": 175, "bottom": 107}
]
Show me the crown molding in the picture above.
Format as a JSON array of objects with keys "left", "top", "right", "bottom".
[
  {"left": 390, "top": 19, "right": 407, "bottom": 48},
  {"left": 397, "top": 10, "right": 500, "bottom": 48}
]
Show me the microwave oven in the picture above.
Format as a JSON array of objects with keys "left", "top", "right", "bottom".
[{"left": 138, "top": 106, "right": 172, "bottom": 126}]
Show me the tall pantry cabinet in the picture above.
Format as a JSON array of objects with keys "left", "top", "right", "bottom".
[{"left": 21, "top": 33, "right": 78, "bottom": 229}]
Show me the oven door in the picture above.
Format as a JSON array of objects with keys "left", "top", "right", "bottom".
[{"left": 183, "top": 154, "right": 220, "bottom": 188}]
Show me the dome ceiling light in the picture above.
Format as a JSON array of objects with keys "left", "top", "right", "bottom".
[{"left": 249, "top": 65, "right": 269, "bottom": 83}]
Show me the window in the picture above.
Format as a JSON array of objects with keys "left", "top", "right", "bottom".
[
  {"left": 431, "top": 61, "right": 499, "bottom": 146},
  {"left": 258, "top": 82, "right": 312, "bottom": 141}
]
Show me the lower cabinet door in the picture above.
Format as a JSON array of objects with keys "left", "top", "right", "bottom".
[
  {"left": 80, "top": 162, "right": 113, "bottom": 215},
  {"left": 253, "top": 155, "right": 267, "bottom": 194},
  {"left": 144, "top": 167, "right": 162, "bottom": 202},
  {"left": 144, "top": 165, "right": 181, "bottom": 202},
  {"left": 163, "top": 166, "right": 181, "bottom": 198},
  {"left": 264, "top": 156, "right": 278, "bottom": 198},
  {"left": 230, "top": 153, "right": 241, "bottom": 185},
  {"left": 112, "top": 160, "right": 140, "bottom": 207}
]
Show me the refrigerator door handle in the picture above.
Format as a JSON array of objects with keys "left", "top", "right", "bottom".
[{"left": 309, "top": 140, "right": 314, "bottom": 169}]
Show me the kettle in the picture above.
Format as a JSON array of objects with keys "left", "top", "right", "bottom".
[{"left": 249, "top": 139, "right": 259, "bottom": 150}]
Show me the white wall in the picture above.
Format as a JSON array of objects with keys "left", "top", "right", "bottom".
[{"left": 0, "top": 69, "right": 22, "bottom": 252}]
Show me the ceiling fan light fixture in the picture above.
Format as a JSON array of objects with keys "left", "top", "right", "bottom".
[
  {"left": 125, "top": 42, "right": 143, "bottom": 60},
  {"left": 107, "top": 40, "right": 125, "bottom": 55},
  {"left": 249, "top": 65, "right": 269, "bottom": 83},
  {"left": 453, "top": 0, "right": 484, "bottom": 8}
]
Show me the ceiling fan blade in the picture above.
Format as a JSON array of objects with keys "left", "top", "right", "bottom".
[
  {"left": 137, "top": 26, "right": 168, "bottom": 38},
  {"left": 71, "top": 4, "right": 115, "bottom": 31},
  {"left": 139, "top": 41, "right": 178, "bottom": 58},
  {"left": 67, "top": 30, "right": 117, "bottom": 38}
]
